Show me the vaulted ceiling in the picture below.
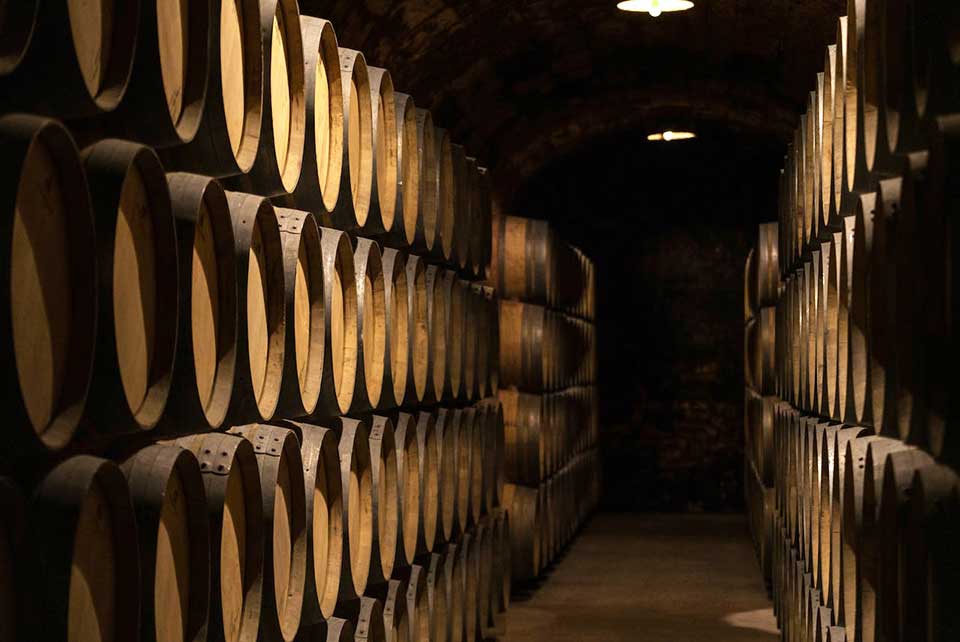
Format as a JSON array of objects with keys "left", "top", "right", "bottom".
[{"left": 303, "top": 0, "right": 845, "bottom": 202}]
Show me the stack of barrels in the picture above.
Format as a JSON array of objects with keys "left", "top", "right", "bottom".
[
  {"left": 745, "top": 3, "right": 960, "bottom": 641},
  {"left": 490, "top": 214, "right": 601, "bottom": 583},
  {"left": 0, "top": 4, "right": 547, "bottom": 642}
]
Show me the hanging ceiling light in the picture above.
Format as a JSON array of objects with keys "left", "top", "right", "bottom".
[
  {"left": 616, "top": 0, "right": 695, "bottom": 17},
  {"left": 647, "top": 130, "right": 696, "bottom": 142}
]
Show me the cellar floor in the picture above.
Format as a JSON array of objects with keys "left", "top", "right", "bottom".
[{"left": 504, "top": 513, "right": 778, "bottom": 642}]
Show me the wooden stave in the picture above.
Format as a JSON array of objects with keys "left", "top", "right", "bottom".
[
  {"left": 1, "top": 115, "right": 97, "bottom": 454},
  {"left": 330, "top": 48, "right": 373, "bottom": 232},
  {"left": 172, "top": 432, "right": 265, "bottom": 642},
  {"left": 329, "top": 417, "right": 374, "bottom": 603},
  {"left": 159, "top": 0, "right": 263, "bottom": 177},
  {"left": 378, "top": 246, "right": 409, "bottom": 410},
  {"left": 364, "top": 66, "right": 398, "bottom": 238},
  {"left": 383, "top": 576, "right": 410, "bottom": 642},
  {"left": 224, "top": 192, "right": 286, "bottom": 425},
  {"left": 120, "top": 443, "right": 211, "bottom": 642},
  {"left": 404, "top": 564, "right": 430, "bottom": 642},
  {"left": 273, "top": 419, "right": 344, "bottom": 622},
  {"left": 366, "top": 415, "right": 399, "bottom": 587},
  {"left": 82, "top": 139, "right": 179, "bottom": 435},
  {"left": 352, "top": 238, "right": 387, "bottom": 413},
  {"left": 292, "top": 16, "right": 344, "bottom": 216}
]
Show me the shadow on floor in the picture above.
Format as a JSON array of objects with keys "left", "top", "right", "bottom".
[{"left": 504, "top": 513, "right": 778, "bottom": 642}]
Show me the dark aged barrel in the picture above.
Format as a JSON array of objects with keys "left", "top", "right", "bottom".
[
  {"left": 471, "top": 166, "right": 491, "bottom": 280},
  {"left": 293, "top": 17, "right": 343, "bottom": 216},
  {"left": 330, "top": 48, "right": 373, "bottom": 231},
  {"left": 227, "top": 425, "right": 307, "bottom": 642},
  {"left": 84, "top": 0, "right": 210, "bottom": 146},
  {"left": 82, "top": 140, "right": 178, "bottom": 434},
  {"left": 499, "top": 300, "right": 548, "bottom": 391},
  {"left": 352, "top": 239, "right": 387, "bottom": 413},
  {"left": 427, "top": 552, "right": 450, "bottom": 642},
  {"left": 233, "top": 0, "right": 305, "bottom": 196},
  {"left": 411, "top": 109, "right": 438, "bottom": 253},
  {"left": 161, "top": 173, "right": 237, "bottom": 435},
  {"left": 472, "top": 287, "right": 490, "bottom": 400},
  {"left": 401, "top": 253, "right": 430, "bottom": 405},
  {"left": 405, "top": 564, "right": 430, "bottom": 642},
  {"left": 484, "top": 400, "right": 505, "bottom": 510},
  {"left": 365, "top": 67, "right": 398, "bottom": 237},
  {"left": 433, "top": 127, "right": 455, "bottom": 263},
  {"left": 501, "top": 483, "right": 540, "bottom": 581},
  {"left": 160, "top": 0, "right": 262, "bottom": 177},
  {"left": 483, "top": 287, "right": 500, "bottom": 395},
  {"left": 27, "top": 456, "right": 139, "bottom": 642},
  {"left": 423, "top": 266, "right": 448, "bottom": 405},
  {"left": 331, "top": 417, "right": 374, "bottom": 601},
  {"left": 393, "top": 411, "right": 421, "bottom": 567},
  {"left": 490, "top": 510, "right": 511, "bottom": 636},
  {"left": 453, "top": 409, "right": 473, "bottom": 533},
  {"left": 367, "top": 415, "right": 399, "bottom": 586},
  {"left": 274, "top": 420, "right": 343, "bottom": 622},
  {"left": 314, "top": 226, "right": 359, "bottom": 417},
  {"left": 391, "top": 92, "right": 419, "bottom": 249},
  {"left": 380, "top": 246, "right": 410, "bottom": 410},
  {"left": 272, "top": 208, "right": 323, "bottom": 419},
  {"left": 443, "top": 543, "right": 465, "bottom": 642},
  {"left": 462, "top": 157, "right": 481, "bottom": 277},
  {"left": 440, "top": 270, "right": 465, "bottom": 401},
  {"left": 0, "top": 1, "right": 136, "bottom": 117},
  {"left": 172, "top": 432, "right": 265, "bottom": 642},
  {"left": 120, "top": 444, "right": 210, "bottom": 642},
  {"left": 337, "top": 597, "right": 386, "bottom": 642},
  {"left": 2, "top": 115, "right": 96, "bottom": 453},
  {"left": 224, "top": 192, "right": 286, "bottom": 424},
  {"left": 468, "top": 408, "right": 485, "bottom": 525},
  {"left": 490, "top": 214, "right": 553, "bottom": 306}
]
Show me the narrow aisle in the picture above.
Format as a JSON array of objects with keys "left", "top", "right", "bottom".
[{"left": 506, "top": 513, "right": 778, "bottom": 642}]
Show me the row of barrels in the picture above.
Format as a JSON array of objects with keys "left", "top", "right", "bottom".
[
  {"left": 767, "top": 401, "right": 960, "bottom": 642},
  {"left": 3, "top": 114, "right": 499, "bottom": 458},
  {"left": 743, "top": 222, "right": 779, "bottom": 321},
  {"left": 488, "top": 214, "right": 595, "bottom": 321},
  {"left": 500, "top": 387, "right": 599, "bottom": 486},
  {"left": 498, "top": 301, "right": 596, "bottom": 393},
  {"left": 0, "top": 2, "right": 491, "bottom": 274},
  {"left": 776, "top": 2, "right": 957, "bottom": 279},
  {"left": 503, "top": 450, "right": 601, "bottom": 583},
  {"left": 0, "top": 399, "right": 508, "bottom": 642}
]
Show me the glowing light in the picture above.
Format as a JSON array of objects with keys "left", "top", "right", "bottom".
[
  {"left": 617, "top": 0, "right": 695, "bottom": 16},
  {"left": 647, "top": 130, "right": 696, "bottom": 142}
]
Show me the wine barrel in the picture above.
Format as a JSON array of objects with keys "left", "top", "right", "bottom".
[
  {"left": 832, "top": 16, "right": 849, "bottom": 224},
  {"left": 223, "top": 192, "right": 286, "bottom": 424},
  {"left": 160, "top": 173, "right": 238, "bottom": 434},
  {"left": 485, "top": 399, "right": 505, "bottom": 509},
  {"left": 499, "top": 300, "right": 548, "bottom": 391},
  {"left": 383, "top": 578, "right": 409, "bottom": 642},
  {"left": 173, "top": 432, "right": 264, "bottom": 642},
  {"left": 423, "top": 266, "right": 448, "bottom": 405},
  {"left": 236, "top": 0, "right": 305, "bottom": 196},
  {"left": 843, "top": 0, "right": 875, "bottom": 192},
  {"left": 412, "top": 109, "right": 438, "bottom": 254},
  {"left": 461, "top": 281, "right": 478, "bottom": 401},
  {"left": 482, "top": 287, "right": 500, "bottom": 395},
  {"left": 821, "top": 43, "right": 838, "bottom": 227},
  {"left": 754, "top": 226, "right": 779, "bottom": 309},
  {"left": 453, "top": 409, "right": 475, "bottom": 532},
  {"left": 316, "top": 226, "right": 359, "bottom": 417},
  {"left": 83, "top": 0, "right": 209, "bottom": 146},
  {"left": 330, "top": 48, "right": 373, "bottom": 231},
  {"left": 391, "top": 92, "right": 419, "bottom": 248},
  {"left": 473, "top": 521, "right": 493, "bottom": 639},
  {"left": 434, "top": 127, "right": 455, "bottom": 263},
  {"left": 473, "top": 167, "right": 492, "bottom": 281},
  {"left": 443, "top": 542, "right": 465, "bottom": 642},
  {"left": 227, "top": 424, "right": 307, "bottom": 642},
  {"left": 501, "top": 483, "right": 540, "bottom": 581},
  {"left": 448, "top": 144, "right": 468, "bottom": 271},
  {"left": 428, "top": 408, "right": 456, "bottom": 550},
  {"left": 293, "top": 16, "right": 343, "bottom": 216},
  {"left": 427, "top": 551, "right": 450, "bottom": 642},
  {"left": 2, "top": 115, "right": 96, "bottom": 453},
  {"left": 367, "top": 415, "right": 399, "bottom": 586},
  {"left": 337, "top": 597, "right": 386, "bottom": 642},
  {"left": 815, "top": 423, "right": 840, "bottom": 607},
  {"left": 0, "top": 1, "right": 136, "bottom": 117},
  {"left": 489, "top": 510, "right": 511, "bottom": 637},
  {"left": 352, "top": 239, "right": 387, "bottom": 413},
  {"left": 331, "top": 417, "right": 374, "bottom": 601},
  {"left": 490, "top": 214, "right": 554, "bottom": 306},
  {"left": 836, "top": 213, "right": 856, "bottom": 423},
  {"left": 120, "top": 444, "right": 210, "bottom": 642},
  {"left": 401, "top": 253, "right": 430, "bottom": 405},
  {"left": 365, "top": 67, "right": 398, "bottom": 237},
  {"left": 82, "top": 140, "right": 178, "bottom": 434},
  {"left": 272, "top": 207, "right": 324, "bottom": 418},
  {"left": 468, "top": 408, "right": 485, "bottom": 525},
  {"left": 405, "top": 564, "right": 430, "bottom": 642},
  {"left": 274, "top": 420, "right": 343, "bottom": 622},
  {"left": 160, "top": 0, "right": 262, "bottom": 176},
  {"left": 876, "top": 448, "right": 934, "bottom": 642},
  {"left": 458, "top": 532, "right": 479, "bottom": 642},
  {"left": 500, "top": 389, "right": 543, "bottom": 485},
  {"left": 393, "top": 412, "right": 420, "bottom": 568},
  {"left": 440, "top": 270, "right": 465, "bottom": 401},
  {"left": 815, "top": 606, "right": 833, "bottom": 642},
  {"left": 472, "top": 287, "right": 490, "bottom": 400},
  {"left": 379, "top": 246, "right": 409, "bottom": 409},
  {"left": 464, "top": 158, "right": 482, "bottom": 277}
]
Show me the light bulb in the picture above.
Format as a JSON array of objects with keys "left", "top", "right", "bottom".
[
  {"left": 663, "top": 130, "right": 673, "bottom": 141},
  {"left": 649, "top": 0, "right": 662, "bottom": 16}
]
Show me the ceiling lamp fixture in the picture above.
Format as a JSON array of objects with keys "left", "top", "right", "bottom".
[
  {"left": 617, "top": 0, "right": 695, "bottom": 17},
  {"left": 647, "top": 130, "right": 696, "bottom": 142}
]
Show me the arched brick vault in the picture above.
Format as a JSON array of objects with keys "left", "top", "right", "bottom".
[{"left": 303, "top": 0, "right": 845, "bottom": 203}]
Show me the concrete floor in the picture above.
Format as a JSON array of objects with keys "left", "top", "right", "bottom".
[{"left": 504, "top": 513, "right": 779, "bottom": 642}]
